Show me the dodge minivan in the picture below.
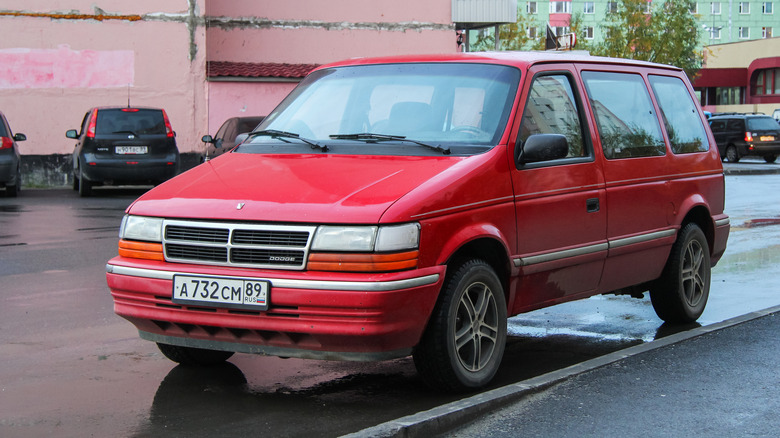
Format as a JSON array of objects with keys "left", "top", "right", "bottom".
[{"left": 106, "top": 52, "right": 729, "bottom": 392}]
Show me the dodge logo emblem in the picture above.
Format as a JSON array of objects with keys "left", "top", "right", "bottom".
[{"left": 236, "top": 202, "right": 245, "bottom": 210}]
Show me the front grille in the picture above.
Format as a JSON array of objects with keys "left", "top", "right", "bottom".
[{"left": 162, "top": 220, "right": 316, "bottom": 270}]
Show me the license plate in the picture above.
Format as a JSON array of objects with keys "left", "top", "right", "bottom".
[
  {"left": 115, "top": 146, "right": 148, "bottom": 154},
  {"left": 172, "top": 274, "right": 269, "bottom": 311},
  {"left": 759, "top": 136, "right": 775, "bottom": 142}
]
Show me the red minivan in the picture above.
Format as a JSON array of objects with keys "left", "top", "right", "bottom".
[{"left": 106, "top": 52, "right": 729, "bottom": 392}]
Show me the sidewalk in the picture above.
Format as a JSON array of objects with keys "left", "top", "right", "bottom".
[
  {"left": 348, "top": 306, "right": 780, "bottom": 437},
  {"left": 723, "top": 158, "right": 780, "bottom": 175}
]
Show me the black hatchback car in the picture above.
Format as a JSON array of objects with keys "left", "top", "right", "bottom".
[
  {"left": 709, "top": 113, "right": 780, "bottom": 163},
  {"left": 67, "top": 107, "right": 180, "bottom": 196},
  {"left": 0, "top": 111, "right": 27, "bottom": 197}
]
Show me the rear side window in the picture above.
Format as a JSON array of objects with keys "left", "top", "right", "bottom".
[
  {"left": 519, "top": 74, "right": 587, "bottom": 158},
  {"left": 582, "top": 71, "right": 665, "bottom": 159},
  {"left": 726, "top": 119, "right": 744, "bottom": 131},
  {"left": 96, "top": 109, "right": 166, "bottom": 135},
  {"left": 709, "top": 120, "right": 726, "bottom": 132},
  {"left": 649, "top": 75, "right": 709, "bottom": 154}
]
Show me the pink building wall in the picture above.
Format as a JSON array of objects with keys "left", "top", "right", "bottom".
[
  {"left": 203, "top": 0, "right": 456, "bottom": 134},
  {"left": 0, "top": 1, "right": 208, "bottom": 157},
  {"left": 1, "top": 0, "right": 456, "bottom": 162}
]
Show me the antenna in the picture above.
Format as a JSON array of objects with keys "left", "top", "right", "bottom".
[{"left": 127, "top": 85, "right": 131, "bottom": 108}]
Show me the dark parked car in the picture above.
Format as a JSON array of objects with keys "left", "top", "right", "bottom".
[
  {"left": 66, "top": 107, "right": 180, "bottom": 196},
  {"left": 709, "top": 113, "right": 780, "bottom": 163},
  {"left": 0, "top": 111, "right": 26, "bottom": 197},
  {"left": 201, "top": 116, "right": 264, "bottom": 161}
]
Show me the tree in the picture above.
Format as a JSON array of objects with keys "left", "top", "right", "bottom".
[
  {"left": 591, "top": 0, "right": 702, "bottom": 80},
  {"left": 470, "top": 8, "right": 542, "bottom": 51}
]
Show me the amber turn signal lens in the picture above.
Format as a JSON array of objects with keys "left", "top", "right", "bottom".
[
  {"left": 307, "top": 250, "right": 418, "bottom": 272},
  {"left": 118, "top": 239, "right": 164, "bottom": 261}
]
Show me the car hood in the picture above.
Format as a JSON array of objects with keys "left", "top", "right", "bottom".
[{"left": 127, "top": 152, "right": 469, "bottom": 224}]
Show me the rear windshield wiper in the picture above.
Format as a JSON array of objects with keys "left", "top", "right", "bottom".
[
  {"left": 329, "top": 133, "right": 450, "bottom": 155},
  {"left": 247, "top": 129, "right": 329, "bottom": 152}
]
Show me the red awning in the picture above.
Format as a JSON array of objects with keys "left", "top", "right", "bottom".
[{"left": 692, "top": 68, "right": 747, "bottom": 88}]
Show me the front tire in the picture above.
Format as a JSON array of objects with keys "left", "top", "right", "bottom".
[
  {"left": 650, "top": 223, "right": 711, "bottom": 323},
  {"left": 413, "top": 259, "right": 507, "bottom": 392},
  {"left": 157, "top": 343, "right": 234, "bottom": 366}
]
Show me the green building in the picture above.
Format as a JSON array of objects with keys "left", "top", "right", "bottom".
[{"left": 468, "top": 1, "right": 780, "bottom": 49}]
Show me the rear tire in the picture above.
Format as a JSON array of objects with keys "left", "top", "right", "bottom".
[
  {"left": 157, "top": 343, "right": 234, "bottom": 366},
  {"left": 650, "top": 223, "right": 711, "bottom": 323},
  {"left": 726, "top": 145, "right": 740, "bottom": 163},
  {"left": 78, "top": 167, "right": 92, "bottom": 197},
  {"left": 5, "top": 166, "right": 20, "bottom": 197},
  {"left": 413, "top": 259, "right": 507, "bottom": 392},
  {"left": 764, "top": 155, "right": 777, "bottom": 163}
]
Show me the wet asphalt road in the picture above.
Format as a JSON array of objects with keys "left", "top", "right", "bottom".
[{"left": 1, "top": 170, "right": 780, "bottom": 437}]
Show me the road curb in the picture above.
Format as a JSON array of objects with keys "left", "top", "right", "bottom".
[{"left": 344, "top": 304, "right": 780, "bottom": 438}]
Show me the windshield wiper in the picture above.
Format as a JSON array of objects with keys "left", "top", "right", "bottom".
[
  {"left": 329, "top": 133, "right": 450, "bottom": 155},
  {"left": 247, "top": 129, "right": 329, "bottom": 152}
]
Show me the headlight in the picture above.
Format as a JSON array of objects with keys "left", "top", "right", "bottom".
[
  {"left": 119, "top": 215, "right": 164, "bottom": 242},
  {"left": 376, "top": 223, "right": 420, "bottom": 251},
  {"left": 312, "top": 223, "right": 419, "bottom": 252},
  {"left": 312, "top": 226, "right": 378, "bottom": 251}
]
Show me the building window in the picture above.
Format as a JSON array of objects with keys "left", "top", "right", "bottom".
[
  {"left": 711, "top": 2, "right": 721, "bottom": 14},
  {"left": 754, "top": 69, "right": 780, "bottom": 95},
  {"left": 553, "top": 26, "right": 571, "bottom": 36},
  {"left": 690, "top": 2, "right": 699, "bottom": 13},
  {"left": 763, "top": 2, "right": 774, "bottom": 14},
  {"left": 764, "top": 27, "right": 774, "bottom": 37},
  {"left": 710, "top": 27, "right": 722, "bottom": 39},
  {"left": 739, "top": 27, "right": 750, "bottom": 38},
  {"left": 584, "top": 26, "right": 594, "bottom": 39},
  {"left": 643, "top": 1, "right": 652, "bottom": 13},
  {"left": 527, "top": 2, "right": 537, "bottom": 14},
  {"left": 584, "top": 2, "right": 595, "bottom": 13},
  {"left": 550, "top": 1, "right": 572, "bottom": 14},
  {"left": 716, "top": 87, "right": 742, "bottom": 105},
  {"left": 607, "top": 2, "right": 618, "bottom": 14},
  {"left": 739, "top": 2, "right": 750, "bottom": 14},
  {"left": 527, "top": 26, "right": 538, "bottom": 39}
]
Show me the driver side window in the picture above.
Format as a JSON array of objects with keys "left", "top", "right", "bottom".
[{"left": 519, "top": 74, "right": 586, "bottom": 158}]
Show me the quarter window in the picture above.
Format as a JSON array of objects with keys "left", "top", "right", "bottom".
[
  {"left": 582, "top": 71, "right": 665, "bottom": 159},
  {"left": 518, "top": 74, "right": 587, "bottom": 160},
  {"left": 649, "top": 75, "right": 709, "bottom": 154}
]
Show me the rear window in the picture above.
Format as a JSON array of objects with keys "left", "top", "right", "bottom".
[
  {"left": 0, "top": 121, "right": 7, "bottom": 137},
  {"left": 747, "top": 117, "right": 780, "bottom": 131},
  {"left": 96, "top": 109, "right": 166, "bottom": 135}
]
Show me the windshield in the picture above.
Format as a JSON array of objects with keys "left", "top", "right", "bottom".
[{"left": 241, "top": 63, "right": 520, "bottom": 156}]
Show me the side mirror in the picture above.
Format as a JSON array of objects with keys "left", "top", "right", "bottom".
[
  {"left": 13, "top": 133, "right": 26, "bottom": 142},
  {"left": 516, "top": 134, "right": 569, "bottom": 166},
  {"left": 202, "top": 134, "right": 214, "bottom": 143},
  {"left": 66, "top": 129, "right": 78, "bottom": 139}
]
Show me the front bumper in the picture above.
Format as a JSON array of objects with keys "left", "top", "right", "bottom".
[{"left": 106, "top": 258, "right": 445, "bottom": 361}]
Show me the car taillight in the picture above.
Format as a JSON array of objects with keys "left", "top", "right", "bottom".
[
  {"left": 162, "top": 109, "right": 174, "bottom": 138},
  {"left": 86, "top": 108, "right": 98, "bottom": 138},
  {"left": 121, "top": 108, "right": 140, "bottom": 112},
  {"left": 745, "top": 132, "right": 754, "bottom": 142},
  {"left": 1, "top": 136, "right": 12, "bottom": 150}
]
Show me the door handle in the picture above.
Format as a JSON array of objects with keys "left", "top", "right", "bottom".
[{"left": 586, "top": 198, "right": 600, "bottom": 213}]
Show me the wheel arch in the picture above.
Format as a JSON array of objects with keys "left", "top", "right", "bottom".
[
  {"left": 679, "top": 204, "right": 715, "bottom": 256},
  {"left": 442, "top": 236, "right": 513, "bottom": 305}
]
